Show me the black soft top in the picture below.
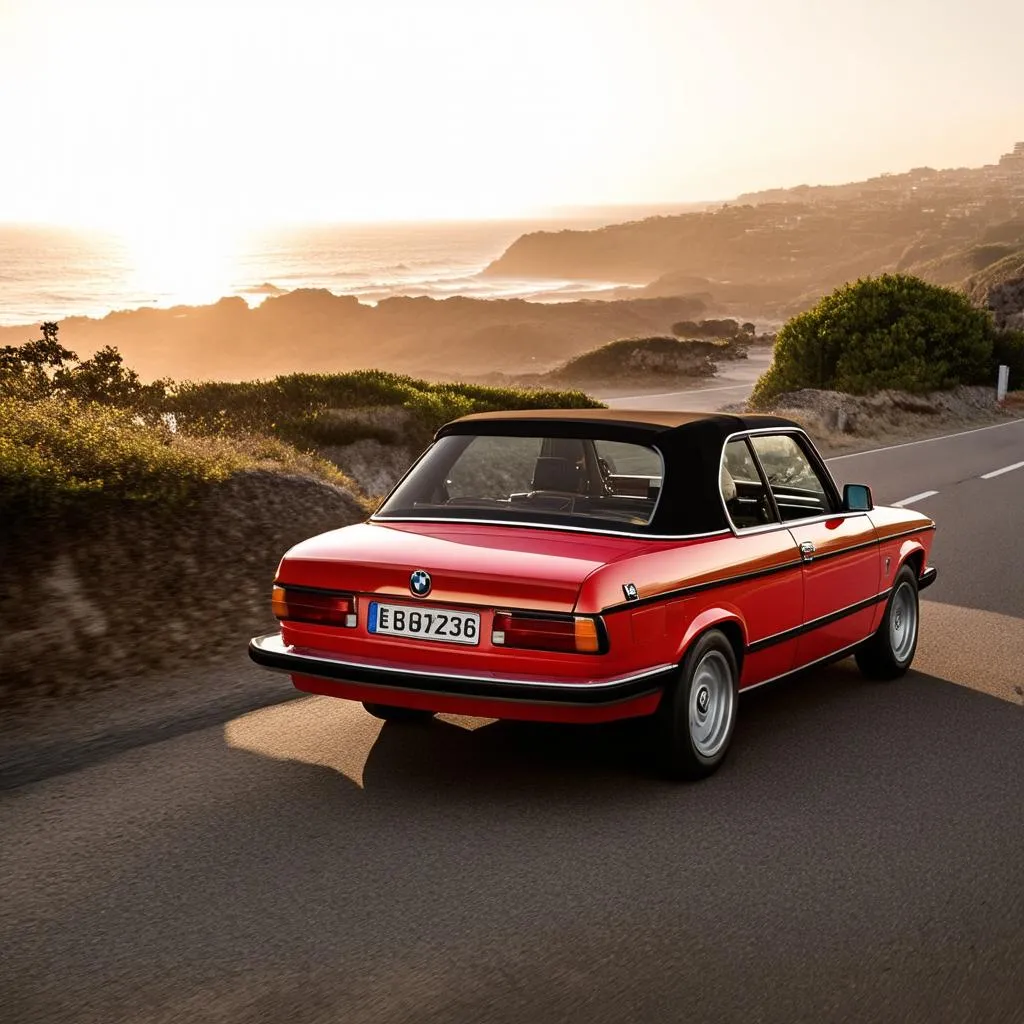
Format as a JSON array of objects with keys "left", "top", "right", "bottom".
[{"left": 436, "top": 409, "right": 803, "bottom": 535}]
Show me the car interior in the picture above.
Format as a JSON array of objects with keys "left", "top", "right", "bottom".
[{"left": 507, "top": 441, "right": 661, "bottom": 523}]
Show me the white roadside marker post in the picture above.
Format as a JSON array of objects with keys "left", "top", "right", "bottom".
[{"left": 997, "top": 364, "right": 1009, "bottom": 404}]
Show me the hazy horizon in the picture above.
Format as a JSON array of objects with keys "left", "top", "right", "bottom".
[{"left": 3, "top": 0, "right": 1023, "bottom": 236}]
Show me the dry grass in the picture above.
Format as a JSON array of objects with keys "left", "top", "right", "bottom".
[
  {"left": 0, "top": 396, "right": 371, "bottom": 516},
  {"left": 765, "top": 386, "right": 1022, "bottom": 456}
]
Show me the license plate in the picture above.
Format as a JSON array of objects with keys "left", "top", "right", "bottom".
[{"left": 367, "top": 602, "right": 480, "bottom": 646}]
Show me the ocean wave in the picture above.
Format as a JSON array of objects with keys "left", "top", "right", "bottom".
[{"left": 0, "top": 217, "right": 641, "bottom": 326}]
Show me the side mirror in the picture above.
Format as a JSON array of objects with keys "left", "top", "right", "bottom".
[{"left": 842, "top": 483, "right": 873, "bottom": 512}]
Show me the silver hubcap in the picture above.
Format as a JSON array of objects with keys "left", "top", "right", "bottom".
[
  {"left": 889, "top": 582, "right": 918, "bottom": 662},
  {"left": 688, "top": 650, "right": 735, "bottom": 758}
]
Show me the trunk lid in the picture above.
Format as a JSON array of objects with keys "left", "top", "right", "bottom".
[{"left": 276, "top": 521, "right": 647, "bottom": 613}]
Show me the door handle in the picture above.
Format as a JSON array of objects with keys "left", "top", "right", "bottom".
[{"left": 799, "top": 540, "right": 815, "bottom": 561}]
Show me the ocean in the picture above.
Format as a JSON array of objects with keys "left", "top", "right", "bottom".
[{"left": 0, "top": 207, "right": 698, "bottom": 329}]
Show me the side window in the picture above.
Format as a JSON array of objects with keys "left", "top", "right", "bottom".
[
  {"left": 749, "top": 434, "right": 833, "bottom": 521},
  {"left": 721, "top": 439, "right": 776, "bottom": 528}
]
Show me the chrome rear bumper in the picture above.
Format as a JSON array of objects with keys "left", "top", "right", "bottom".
[{"left": 248, "top": 633, "right": 674, "bottom": 706}]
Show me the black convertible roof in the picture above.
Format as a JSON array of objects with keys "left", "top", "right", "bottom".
[
  {"left": 434, "top": 409, "right": 810, "bottom": 536},
  {"left": 438, "top": 408, "right": 800, "bottom": 439}
]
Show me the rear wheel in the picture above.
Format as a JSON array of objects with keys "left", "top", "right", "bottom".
[
  {"left": 855, "top": 564, "right": 920, "bottom": 680},
  {"left": 653, "top": 629, "right": 739, "bottom": 780},
  {"left": 362, "top": 702, "right": 435, "bottom": 723}
]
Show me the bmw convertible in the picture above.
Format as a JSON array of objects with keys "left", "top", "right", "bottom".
[{"left": 249, "top": 410, "right": 937, "bottom": 779}]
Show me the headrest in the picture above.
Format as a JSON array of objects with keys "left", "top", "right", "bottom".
[
  {"left": 532, "top": 456, "right": 583, "bottom": 493},
  {"left": 720, "top": 463, "right": 737, "bottom": 503}
]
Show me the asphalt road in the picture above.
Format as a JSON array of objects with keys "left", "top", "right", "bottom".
[
  {"left": 594, "top": 348, "right": 773, "bottom": 411},
  {"left": 2, "top": 424, "right": 1023, "bottom": 1024}
]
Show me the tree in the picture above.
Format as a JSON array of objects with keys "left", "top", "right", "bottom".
[
  {"left": 0, "top": 322, "right": 77, "bottom": 397},
  {"left": 750, "top": 274, "right": 995, "bottom": 406},
  {"left": 0, "top": 323, "right": 168, "bottom": 408}
]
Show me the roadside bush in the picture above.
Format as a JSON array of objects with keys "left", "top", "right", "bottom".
[
  {"left": 750, "top": 275, "right": 995, "bottom": 406},
  {"left": 0, "top": 396, "right": 353, "bottom": 515},
  {"left": 166, "top": 370, "right": 602, "bottom": 449},
  {"left": 0, "top": 396, "right": 236, "bottom": 512}
]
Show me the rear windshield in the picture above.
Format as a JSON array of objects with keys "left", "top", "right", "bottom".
[{"left": 375, "top": 434, "right": 665, "bottom": 531}]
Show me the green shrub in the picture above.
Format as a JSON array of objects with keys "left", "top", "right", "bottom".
[
  {"left": 166, "top": 371, "right": 602, "bottom": 449},
  {"left": 0, "top": 396, "right": 352, "bottom": 515},
  {"left": 750, "top": 274, "right": 994, "bottom": 406},
  {"left": 0, "top": 396, "right": 235, "bottom": 512}
]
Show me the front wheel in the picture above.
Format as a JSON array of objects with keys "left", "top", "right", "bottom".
[
  {"left": 653, "top": 629, "right": 739, "bottom": 780},
  {"left": 855, "top": 564, "right": 920, "bottom": 680},
  {"left": 362, "top": 703, "right": 435, "bottom": 723}
]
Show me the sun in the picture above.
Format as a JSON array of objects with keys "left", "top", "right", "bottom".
[{"left": 113, "top": 216, "right": 247, "bottom": 309}]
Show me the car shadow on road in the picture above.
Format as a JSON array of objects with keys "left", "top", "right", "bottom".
[{"left": 355, "top": 659, "right": 1022, "bottom": 799}]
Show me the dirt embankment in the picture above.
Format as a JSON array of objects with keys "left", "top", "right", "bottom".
[
  {"left": 749, "top": 385, "right": 1016, "bottom": 452},
  {"left": 0, "top": 470, "right": 365, "bottom": 706}
]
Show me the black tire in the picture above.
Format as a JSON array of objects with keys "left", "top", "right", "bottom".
[
  {"left": 652, "top": 629, "right": 739, "bottom": 781},
  {"left": 362, "top": 702, "right": 435, "bottom": 723},
  {"left": 855, "top": 564, "right": 920, "bottom": 680}
]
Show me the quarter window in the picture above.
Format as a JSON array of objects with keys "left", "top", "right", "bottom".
[
  {"left": 749, "top": 434, "right": 834, "bottom": 521},
  {"left": 721, "top": 439, "right": 776, "bottom": 528}
]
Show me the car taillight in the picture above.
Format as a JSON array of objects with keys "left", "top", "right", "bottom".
[
  {"left": 272, "top": 585, "right": 357, "bottom": 627},
  {"left": 491, "top": 611, "right": 605, "bottom": 654}
]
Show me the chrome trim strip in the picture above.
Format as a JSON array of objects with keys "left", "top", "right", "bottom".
[
  {"left": 250, "top": 633, "right": 674, "bottom": 691},
  {"left": 601, "top": 557, "right": 805, "bottom": 614},
  {"left": 874, "top": 524, "right": 937, "bottom": 542},
  {"left": 369, "top": 515, "right": 731, "bottom": 542},
  {"left": 739, "top": 638, "right": 868, "bottom": 693}
]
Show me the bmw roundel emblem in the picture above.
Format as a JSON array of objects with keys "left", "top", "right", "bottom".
[{"left": 409, "top": 569, "right": 432, "bottom": 597}]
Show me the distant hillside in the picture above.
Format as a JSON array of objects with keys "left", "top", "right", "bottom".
[
  {"left": 965, "top": 251, "right": 1024, "bottom": 329},
  {"left": 483, "top": 145, "right": 1024, "bottom": 318},
  {"left": 0, "top": 292, "right": 708, "bottom": 383}
]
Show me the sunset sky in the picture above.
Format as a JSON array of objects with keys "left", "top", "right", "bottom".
[{"left": 2, "top": 0, "right": 1023, "bottom": 229}]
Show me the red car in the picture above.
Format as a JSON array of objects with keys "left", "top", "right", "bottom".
[{"left": 249, "top": 410, "right": 936, "bottom": 779}]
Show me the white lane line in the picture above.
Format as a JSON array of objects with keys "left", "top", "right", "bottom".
[
  {"left": 602, "top": 383, "right": 751, "bottom": 402},
  {"left": 826, "top": 417, "right": 1024, "bottom": 461},
  {"left": 891, "top": 490, "right": 939, "bottom": 507},
  {"left": 981, "top": 460, "right": 1024, "bottom": 480}
]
